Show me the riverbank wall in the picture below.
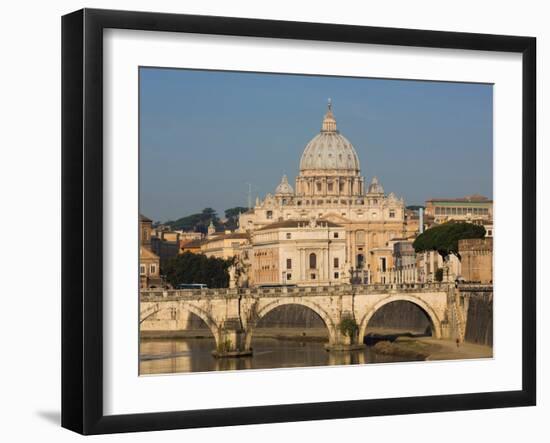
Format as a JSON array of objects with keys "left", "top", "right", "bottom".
[{"left": 463, "top": 291, "right": 493, "bottom": 346}]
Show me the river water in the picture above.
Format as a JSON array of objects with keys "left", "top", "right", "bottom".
[{"left": 140, "top": 337, "right": 419, "bottom": 375}]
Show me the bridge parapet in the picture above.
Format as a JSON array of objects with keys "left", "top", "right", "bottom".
[
  {"left": 456, "top": 283, "right": 493, "bottom": 293},
  {"left": 140, "top": 282, "right": 455, "bottom": 301}
]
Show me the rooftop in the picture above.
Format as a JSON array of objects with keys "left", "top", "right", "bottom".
[
  {"left": 180, "top": 239, "right": 204, "bottom": 248},
  {"left": 204, "top": 232, "right": 250, "bottom": 243},
  {"left": 257, "top": 219, "right": 342, "bottom": 231},
  {"left": 426, "top": 194, "right": 492, "bottom": 203}
]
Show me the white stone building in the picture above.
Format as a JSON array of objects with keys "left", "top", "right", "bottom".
[
  {"left": 239, "top": 102, "right": 413, "bottom": 284},
  {"left": 250, "top": 218, "right": 347, "bottom": 286}
]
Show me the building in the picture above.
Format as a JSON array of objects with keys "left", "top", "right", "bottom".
[
  {"left": 151, "top": 230, "right": 181, "bottom": 266},
  {"left": 140, "top": 246, "right": 161, "bottom": 288},
  {"left": 140, "top": 214, "right": 153, "bottom": 248},
  {"left": 459, "top": 237, "right": 493, "bottom": 283},
  {"left": 177, "top": 230, "right": 205, "bottom": 254},
  {"left": 425, "top": 194, "right": 493, "bottom": 224},
  {"left": 139, "top": 214, "right": 161, "bottom": 288},
  {"left": 239, "top": 102, "right": 411, "bottom": 284},
  {"left": 200, "top": 231, "right": 250, "bottom": 260},
  {"left": 179, "top": 238, "right": 204, "bottom": 254},
  {"left": 175, "top": 231, "right": 203, "bottom": 242},
  {"left": 391, "top": 239, "right": 418, "bottom": 283},
  {"left": 250, "top": 219, "right": 347, "bottom": 286}
]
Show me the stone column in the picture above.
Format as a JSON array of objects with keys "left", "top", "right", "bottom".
[
  {"left": 322, "top": 248, "right": 328, "bottom": 281},
  {"left": 346, "top": 229, "right": 353, "bottom": 267},
  {"left": 317, "top": 248, "right": 322, "bottom": 281},
  {"left": 350, "top": 229, "right": 355, "bottom": 268},
  {"left": 424, "top": 252, "right": 428, "bottom": 283}
]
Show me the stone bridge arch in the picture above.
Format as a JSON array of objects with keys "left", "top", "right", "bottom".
[
  {"left": 181, "top": 302, "right": 221, "bottom": 345},
  {"left": 358, "top": 294, "right": 443, "bottom": 340},
  {"left": 244, "top": 298, "right": 338, "bottom": 349},
  {"left": 140, "top": 302, "right": 162, "bottom": 324},
  {"left": 140, "top": 300, "right": 222, "bottom": 346}
]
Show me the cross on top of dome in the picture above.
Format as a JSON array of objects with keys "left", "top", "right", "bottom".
[{"left": 322, "top": 98, "right": 337, "bottom": 133}]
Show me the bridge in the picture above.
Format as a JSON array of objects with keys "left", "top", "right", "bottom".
[{"left": 140, "top": 283, "right": 492, "bottom": 357}]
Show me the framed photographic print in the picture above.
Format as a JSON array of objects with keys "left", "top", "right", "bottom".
[{"left": 61, "top": 8, "right": 536, "bottom": 435}]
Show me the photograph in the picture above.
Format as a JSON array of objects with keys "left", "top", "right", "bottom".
[
  {"left": 138, "top": 68, "right": 494, "bottom": 375},
  {"left": 0, "top": 0, "right": 543, "bottom": 439}
]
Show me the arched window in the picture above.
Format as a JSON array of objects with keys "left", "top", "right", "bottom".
[
  {"left": 357, "top": 254, "right": 365, "bottom": 269},
  {"left": 309, "top": 253, "right": 317, "bottom": 269}
]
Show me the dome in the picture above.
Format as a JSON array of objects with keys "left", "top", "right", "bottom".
[
  {"left": 299, "top": 101, "right": 361, "bottom": 172},
  {"left": 275, "top": 174, "right": 294, "bottom": 195},
  {"left": 367, "top": 176, "right": 384, "bottom": 194}
]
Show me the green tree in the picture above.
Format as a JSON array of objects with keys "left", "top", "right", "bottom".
[
  {"left": 162, "top": 252, "right": 231, "bottom": 288},
  {"left": 165, "top": 208, "right": 220, "bottom": 233},
  {"left": 413, "top": 222, "right": 486, "bottom": 260},
  {"left": 224, "top": 206, "right": 248, "bottom": 230},
  {"left": 339, "top": 318, "right": 359, "bottom": 338}
]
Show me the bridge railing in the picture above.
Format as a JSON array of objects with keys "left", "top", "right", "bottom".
[
  {"left": 456, "top": 283, "right": 494, "bottom": 292},
  {"left": 139, "top": 281, "right": 472, "bottom": 300}
]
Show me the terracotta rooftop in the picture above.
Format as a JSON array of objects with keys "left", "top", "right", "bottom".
[
  {"left": 140, "top": 246, "right": 159, "bottom": 259},
  {"left": 180, "top": 239, "right": 204, "bottom": 248},
  {"left": 204, "top": 232, "right": 250, "bottom": 243}
]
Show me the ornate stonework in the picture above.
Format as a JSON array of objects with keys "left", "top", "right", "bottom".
[{"left": 239, "top": 102, "right": 414, "bottom": 285}]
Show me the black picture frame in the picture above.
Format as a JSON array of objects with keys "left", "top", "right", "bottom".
[{"left": 61, "top": 8, "right": 536, "bottom": 435}]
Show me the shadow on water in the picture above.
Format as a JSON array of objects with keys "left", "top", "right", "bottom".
[
  {"left": 139, "top": 335, "right": 426, "bottom": 375},
  {"left": 363, "top": 325, "right": 433, "bottom": 346}
]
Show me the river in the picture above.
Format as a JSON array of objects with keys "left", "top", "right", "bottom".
[{"left": 139, "top": 336, "right": 421, "bottom": 375}]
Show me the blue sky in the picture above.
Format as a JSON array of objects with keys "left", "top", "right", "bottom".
[{"left": 139, "top": 68, "right": 493, "bottom": 222}]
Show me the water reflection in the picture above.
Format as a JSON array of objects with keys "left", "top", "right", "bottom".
[{"left": 140, "top": 337, "right": 419, "bottom": 375}]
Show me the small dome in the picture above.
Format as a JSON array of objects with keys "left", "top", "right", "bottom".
[
  {"left": 299, "top": 101, "right": 360, "bottom": 172},
  {"left": 275, "top": 174, "right": 294, "bottom": 195},
  {"left": 367, "top": 176, "right": 384, "bottom": 194}
]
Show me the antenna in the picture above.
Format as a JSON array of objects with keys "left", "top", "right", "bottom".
[{"left": 246, "top": 183, "right": 252, "bottom": 209}]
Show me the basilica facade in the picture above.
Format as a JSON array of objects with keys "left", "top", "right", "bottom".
[{"left": 239, "top": 103, "right": 417, "bottom": 286}]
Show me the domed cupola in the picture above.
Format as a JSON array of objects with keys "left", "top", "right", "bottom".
[
  {"left": 299, "top": 100, "right": 361, "bottom": 173},
  {"left": 367, "top": 176, "right": 384, "bottom": 194},
  {"left": 275, "top": 174, "right": 294, "bottom": 195}
]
